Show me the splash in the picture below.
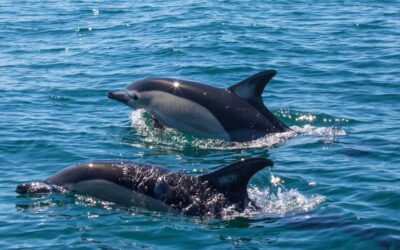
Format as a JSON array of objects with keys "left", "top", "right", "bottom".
[
  {"left": 291, "top": 125, "right": 346, "bottom": 137},
  {"left": 248, "top": 186, "right": 324, "bottom": 216},
  {"left": 216, "top": 171, "right": 324, "bottom": 219},
  {"left": 220, "top": 185, "right": 325, "bottom": 220},
  {"left": 128, "top": 109, "right": 347, "bottom": 150},
  {"left": 75, "top": 194, "right": 115, "bottom": 211}
]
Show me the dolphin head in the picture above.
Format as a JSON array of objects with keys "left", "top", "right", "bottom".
[
  {"left": 108, "top": 78, "right": 174, "bottom": 110},
  {"left": 108, "top": 81, "right": 150, "bottom": 109},
  {"left": 107, "top": 90, "right": 140, "bottom": 108}
]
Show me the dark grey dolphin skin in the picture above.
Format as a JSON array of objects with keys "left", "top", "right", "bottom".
[
  {"left": 108, "top": 70, "right": 290, "bottom": 141},
  {"left": 16, "top": 158, "right": 273, "bottom": 216}
]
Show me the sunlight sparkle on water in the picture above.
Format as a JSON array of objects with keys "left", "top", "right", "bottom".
[{"left": 270, "top": 174, "right": 283, "bottom": 186}]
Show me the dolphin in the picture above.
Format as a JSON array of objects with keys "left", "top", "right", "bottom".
[
  {"left": 16, "top": 158, "right": 273, "bottom": 216},
  {"left": 108, "top": 70, "right": 290, "bottom": 142}
]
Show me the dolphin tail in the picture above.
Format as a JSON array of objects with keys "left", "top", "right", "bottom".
[
  {"left": 228, "top": 70, "right": 290, "bottom": 132},
  {"left": 16, "top": 182, "right": 53, "bottom": 194},
  {"left": 198, "top": 158, "right": 273, "bottom": 210}
]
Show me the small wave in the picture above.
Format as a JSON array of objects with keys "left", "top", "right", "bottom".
[
  {"left": 291, "top": 124, "right": 346, "bottom": 137},
  {"left": 221, "top": 184, "right": 325, "bottom": 220},
  {"left": 276, "top": 109, "right": 353, "bottom": 125},
  {"left": 248, "top": 186, "right": 324, "bottom": 216},
  {"left": 127, "top": 110, "right": 347, "bottom": 150}
]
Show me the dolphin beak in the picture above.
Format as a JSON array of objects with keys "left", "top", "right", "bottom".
[
  {"left": 16, "top": 182, "right": 52, "bottom": 194},
  {"left": 107, "top": 91, "right": 130, "bottom": 104}
]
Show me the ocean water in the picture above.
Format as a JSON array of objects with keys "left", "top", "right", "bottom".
[{"left": 1, "top": 0, "right": 399, "bottom": 249}]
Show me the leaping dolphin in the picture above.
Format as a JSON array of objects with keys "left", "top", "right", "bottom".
[
  {"left": 108, "top": 70, "right": 290, "bottom": 142},
  {"left": 16, "top": 158, "right": 273, "bottom": 216}
]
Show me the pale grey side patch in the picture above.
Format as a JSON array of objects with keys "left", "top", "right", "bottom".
[
  {"left": 68, "top": 179, "right": 132, "bottom": 205},
  {"left": 139, "top": 91, "right": 230, "bottom": 140},
  {"left": 68, "top": 180, "right": 179, "bottom": 214}
]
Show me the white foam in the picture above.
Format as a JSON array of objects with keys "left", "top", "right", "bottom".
[
  {"left": 129, "top": 110, "right": 347, "bottom": 150},
  {"left": 74, "top": 194, "right": 115, "bottom": 211},
  {"left": 220, "top": 185, "right": 325, "bottom": 219},
  {"left": 291, "top": 124, "right": 347, "bottom": 137}
]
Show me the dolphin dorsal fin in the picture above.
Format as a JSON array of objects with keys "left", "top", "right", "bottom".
[
  {"left": 227, "top": 70, "right": 290, "bottom": 132},
  {"left": 198, "top": 158, "right": 273, "bottom": 206},
  {"left": 228, "top": 70, "right": 277, "bottom": 101}
]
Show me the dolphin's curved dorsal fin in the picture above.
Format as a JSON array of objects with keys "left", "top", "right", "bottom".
[
  {"left": 228, "top": 70, "right": 290, "bottom": 132},
  {"left": 198, "top": 158, "right": 273, "bottom": 208},
  {"left": 228, "top": 70, "right": 277, "bottom": 101}
]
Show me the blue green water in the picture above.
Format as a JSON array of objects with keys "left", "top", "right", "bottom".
[{"left": 1, "top": 1, "right": 399, "bottom": 249}]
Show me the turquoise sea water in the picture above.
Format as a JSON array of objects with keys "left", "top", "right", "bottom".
[{"left": 1, "top": 1, "right": 399, "bottom": 249}]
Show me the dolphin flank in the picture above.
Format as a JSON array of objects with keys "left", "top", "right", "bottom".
[
  {"left": 16, "top": 158, "right": 273, "bottom": 216},
  {"left": 108, "top": 70, "right": 290, "bottom": 142}
]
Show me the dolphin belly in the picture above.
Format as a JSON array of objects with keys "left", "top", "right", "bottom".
[
  {"left": 141, "top": 91, "right": 230, "bottom": 140},
  {"left": 69, "top": 179, "right": 179, "bottom": 214}
]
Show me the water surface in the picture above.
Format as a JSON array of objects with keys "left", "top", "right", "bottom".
[{"left": 0, "top": 1, "right": 399, "bottom": 249}]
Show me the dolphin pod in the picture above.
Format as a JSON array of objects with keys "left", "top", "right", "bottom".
[
  {"left": 16, "top": 70, "right": 286, "bottom": 216},
  {"left": 16, "top": 158, "right": 273, "bottom": 216},
  {"left": 108, "top": 70, "right": 290, "bottom": 142}
]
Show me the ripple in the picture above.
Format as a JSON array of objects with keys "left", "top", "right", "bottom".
[{"left": 1, "top": 0, "right": 400, "bottom": 248}]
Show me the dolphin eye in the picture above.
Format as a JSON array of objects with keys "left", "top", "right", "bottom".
[{"left": 125, "top": 91, "right": 139, "bottom": 101}]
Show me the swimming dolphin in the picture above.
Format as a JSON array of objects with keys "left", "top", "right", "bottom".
[
  {"left": 108, "top": 70, "right": 289, "bottom": 141},
  {"left": 16, "top": 158, "right": 273, "bottom": 216}
]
